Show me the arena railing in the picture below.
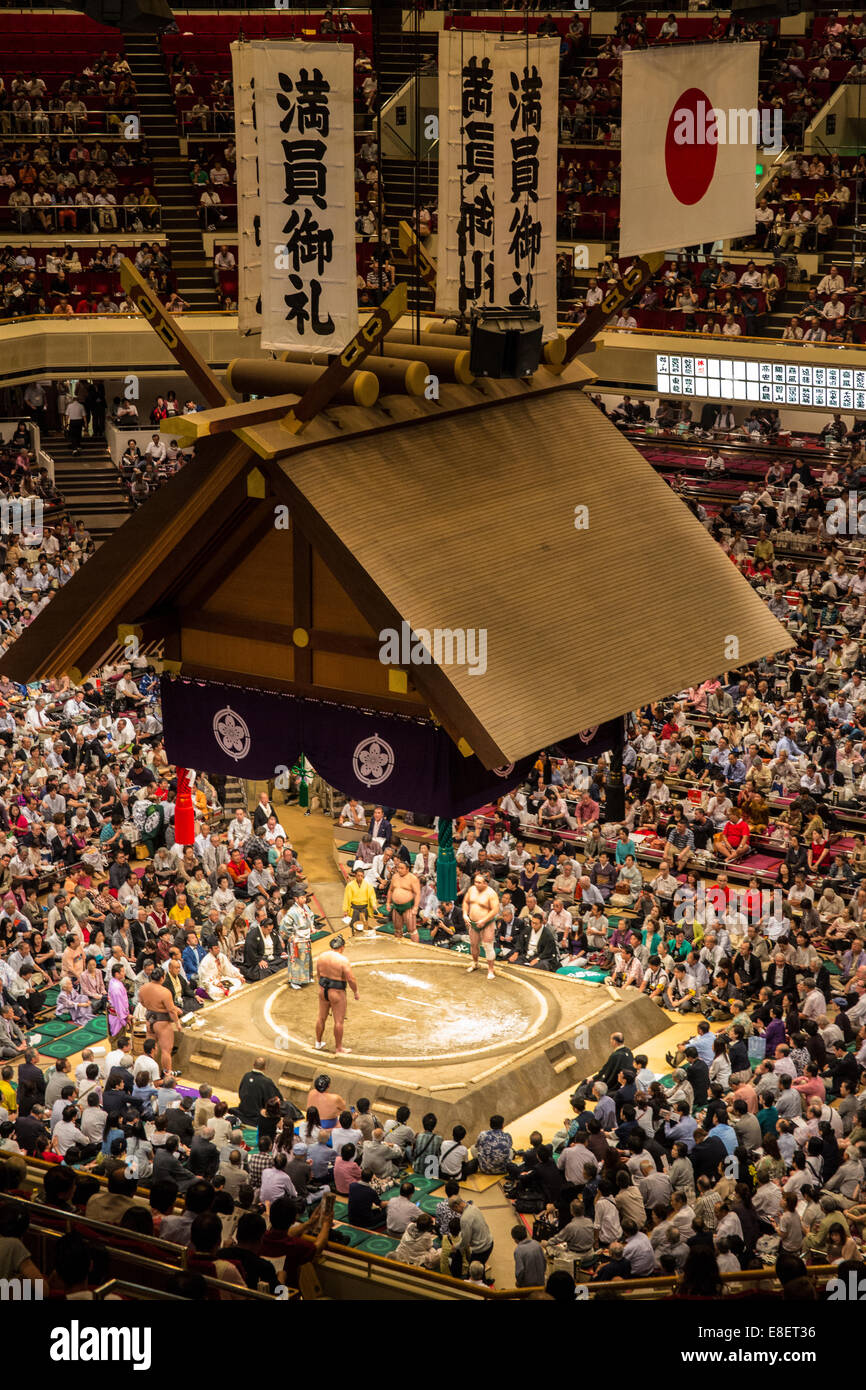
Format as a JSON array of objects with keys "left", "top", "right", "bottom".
[
  {"left": 0, "top": 110, "right": 141, "bottom": 138},
  {"left": 0, "top": 1191, "right": 285, "bottom": 1301},
  {"left": 603, "top": 323, "right": 857, "bottom": 347},
  {"left": 0, "top": 309, "right": 229, "bottom": 325},
  {"left": 93, "top": 1278, "right": 190, "bottom": 1300},
  {"left": 316, "top": 1240, "right": 839, "bottom": 1301},
  {"left": 316, "top": 1239, "right": 541, "bottom": 1301},
  {"left": 180, "top": 112, "right": 237, "bottom": 137},
  {"left": 0, "top": 205, "right": 162, "bottom": 234},
  {"left": 584, "top": 1264, "right": 838, "bottom": 1299}
]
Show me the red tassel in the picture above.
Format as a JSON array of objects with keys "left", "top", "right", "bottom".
[{"left": 175, "top": 767, "right": 195, "bottom": 846}]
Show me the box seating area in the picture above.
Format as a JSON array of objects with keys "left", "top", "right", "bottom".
[
  {"left": 576, "top": 256, "right": 788, "bottom": 339},
  {"left": 161, "top": 13, "right": 373, "bottom": 135},
  {"left": 812, "top": 12, "right": 866, "bottom": 42},
  {"left": 0, "top": 16, "right": 137, "bottom": 136},
  {"left": 0, "top": 242, "right": 175, "bottom": 316}
]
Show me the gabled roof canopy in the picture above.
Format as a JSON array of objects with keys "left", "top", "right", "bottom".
[{"left": 2, "top": 367, "right": 792, "bottom": 767}]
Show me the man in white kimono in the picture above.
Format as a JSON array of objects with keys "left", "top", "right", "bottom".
[{"left": 197, "top": 940, "right": 244, "bottom": 1000}]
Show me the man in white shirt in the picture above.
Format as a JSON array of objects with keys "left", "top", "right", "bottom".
[
  {"left": 227, "top": 808, "right": 252, "bottom": 848},
  {"left": 817, "top": 265, "right": 845, "bottom": 296},
  {"left": 143, "top": 433, "right": 166, "bottom": 467},
  {"left": 213, "top": 243, "right": 235, "bottom": 276},
  {"left": 457, "top": 831, "right": 481, "bottom": 865},
  {"left": 134, "top": 1040, "right": 161, "bottom": 1086},
  {"left": 339, "top": 799, "right": 366, "bottom": 829},
  {"left": 198, "top": 941, "right": 244, "bottom": 999},
  {"left": 25, "top": 697, "right": 56, "bottom": 733},
  {"left": 75, "top": 1049, "right": 105, "bottom": 1083},
  {"left": 385, "top": 1183, "right": 423, "bottom": 1236}
]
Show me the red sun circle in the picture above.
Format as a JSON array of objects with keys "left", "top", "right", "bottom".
[{"left": 664, "top": 87, "right": 718, "bottom": 206}]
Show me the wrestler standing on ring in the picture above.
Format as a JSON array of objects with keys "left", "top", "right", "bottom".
[
  {"left": 463, "top": 870, "right": 501, "bottom": 981},
  {"left": 138, "top": 968, "right": 182, "bottom": 1076},
  {"left": 315, "top": 936, "right": 359, "bottom": 1055},
  {"left": 386, "top": 858, "right": 421, "bottom": 943}
]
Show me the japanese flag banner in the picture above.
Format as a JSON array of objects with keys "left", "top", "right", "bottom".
[
  {"left": 619, "top": 43, "right": 759, "bottom": 258},
  {"left": 248, "top": 41, "right": 358, "bottom": 353}
]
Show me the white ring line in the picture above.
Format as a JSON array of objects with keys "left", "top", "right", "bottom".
[
  {"left": 370, "top": 1009, "right": 415, "bottom": 1023},
  {"left": 261, "top": 957, "right": 549, "bottom": 1059}
]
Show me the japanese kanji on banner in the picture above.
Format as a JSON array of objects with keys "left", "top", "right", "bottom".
[
  {"left": 230, "top": 42, "right": 261, "bottom": 335},
  {"left": 620, "top": 44, "right": 759, "bottom": 258},
  {"left": 242, "top": 41, "right": 358, "bottom": 353},
  {"left": 437, "top": 32, "right": 558, "bottom": 338}
]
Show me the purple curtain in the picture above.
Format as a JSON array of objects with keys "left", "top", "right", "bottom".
[{"left": 159, "top": 675, "right": 620, "bottom": 817}]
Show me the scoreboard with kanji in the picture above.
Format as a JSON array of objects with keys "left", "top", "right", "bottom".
[{"left": 656, "top": 353, "right": 866, "bottom": 410}]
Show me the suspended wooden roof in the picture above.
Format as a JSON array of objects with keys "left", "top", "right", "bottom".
[{"left": 0, "top": 362, "right": 792, "bottom": 767}]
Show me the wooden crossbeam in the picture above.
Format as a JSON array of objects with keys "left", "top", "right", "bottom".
[
  {"left": 165, "top": 394, "right": 302, "bottom": 445},
  {"left": 398, "top": 219, "right": 437, "bottom": 292},
  {"left": 563, "top": 251, "right": 666, "bottom": 364},
  {"left": 119, "top": 258, "right": 232, "bottom": 408},
  {"left": 279, "top": 282, "right": 408, "bottom": 435}
]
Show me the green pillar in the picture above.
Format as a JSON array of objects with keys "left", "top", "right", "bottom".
[
  {"left": 293, "top": 755, "right": 309, "bottom": 809},
  {"left": 436, "top": 815, "right": 457, "bottom": 902}
]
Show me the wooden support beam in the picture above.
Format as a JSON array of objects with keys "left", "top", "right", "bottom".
[
  {"left": 280, "top": 282, "right": 407, "bottom": 435},
  {"left": 166, "top": 394, "right": 303, "bottom": 444},
  {"left": 175, "top": 663, "right": 424, "bottom": 719},
  {"left": 179, "top": 608, "right": 382, "bottom": 660},
  {"left": 119, "top": 258, "right": 232, "bottom": 409},
  {"left": 398, "top": 219, "right": 437, "bottom": 293},
  {"left": 563, "top": 252, "right": 665, "bottom": 364},
  {"left": 265, "top": 465, "right": 509, "bottom": 769}
]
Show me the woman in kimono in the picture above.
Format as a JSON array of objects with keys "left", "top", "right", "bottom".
[
  {"left": 56, "top": 974, "right": 92, "bottom": 1026},
  {"left": 285, "top": 887, "right": 315, "bottom": 990},
  {"left": 79, "top": 955, "right": 107, "bottom": 1013}
]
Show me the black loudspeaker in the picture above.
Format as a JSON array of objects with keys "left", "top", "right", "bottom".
[{"left": 469, "top": 307, "right": 543, "bottom": 380}]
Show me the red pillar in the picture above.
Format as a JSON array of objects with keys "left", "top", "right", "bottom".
[{"left": 175, "top": 767, "right": 195, "bottom": 847}]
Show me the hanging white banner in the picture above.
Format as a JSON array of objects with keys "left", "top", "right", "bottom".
[
  {"left": 437, "top": 31, "right": 496, "bottom": 326},
  {"left": 230, "top": 42, "right": 261, "bottom": 335},
  {"left": 436, "top": 32, "right": 558, "bottom": 338},
  {"left": 493, "top": 37, "right": 558, "bottom": 338},
  {"left": 250, "top": 40, "right": 358, "bottom": 353}
]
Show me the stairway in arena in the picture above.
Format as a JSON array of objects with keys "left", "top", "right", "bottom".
[
  {"left": 382, "top": 158, "right": 438, "bottom": 314},
  {"left": 374, "top": 26, "right": 438, "bottom": 100},
  {"left": 48, "top": 436, "right": 134, "bottom": 542},
  {"left": 122, "top": 30, "right": 221, "bottom": 312}
]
